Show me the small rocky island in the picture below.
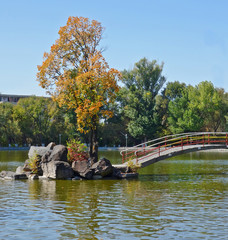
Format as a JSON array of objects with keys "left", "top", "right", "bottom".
[{"left": 0, "top": 143, "right": 138, "bottom": 180}]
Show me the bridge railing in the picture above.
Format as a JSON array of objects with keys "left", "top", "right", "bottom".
[{"left": 120, "top": 132, "right": 228, "bottom": 164}]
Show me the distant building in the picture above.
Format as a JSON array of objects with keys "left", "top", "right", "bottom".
[{"left": 0, "top": 94, "right": 36, "bottom": 104}]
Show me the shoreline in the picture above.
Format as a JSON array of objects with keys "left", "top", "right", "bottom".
[
  {"left": 199, "top": 148, "right": 228, "bottom": 152},
  {"left": 0, "top": 146, "right": 227, "bottom": 153},
  {"left": 0, "top": 146, "right": 125, "bottom": 151},
  {"left": 0, "top": 147, "right": 30, "bottom": 151}
]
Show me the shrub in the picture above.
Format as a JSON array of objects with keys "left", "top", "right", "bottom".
[
  {"left": 28, "top": 152, "right": 40, "bottom": 174},
  {"left": 127, "top": 160, "right": 141, "bottom": 173},
  {"left": 67, "top": 139, "right": 89, "bottom": 162}
]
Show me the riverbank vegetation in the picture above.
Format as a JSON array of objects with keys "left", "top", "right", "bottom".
[{"left": 1, "top": 78, "right": 227, "bottom": 148}]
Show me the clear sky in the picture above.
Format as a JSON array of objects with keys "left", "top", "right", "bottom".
[{"left": 0, "top": 0, "right": 227, "bottom": 96}]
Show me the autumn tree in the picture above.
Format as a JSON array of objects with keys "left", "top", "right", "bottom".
[{"left": 37, "top": 17, "right": 120, "bottom": 163}]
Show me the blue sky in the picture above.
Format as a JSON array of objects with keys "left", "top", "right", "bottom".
[{"left": 0, "top": 0, "right": 227, "bottom": 96}]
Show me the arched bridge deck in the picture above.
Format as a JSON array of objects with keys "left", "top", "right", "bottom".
[{"left": 114, "top": 132, "right": 228, "bottom": 169}]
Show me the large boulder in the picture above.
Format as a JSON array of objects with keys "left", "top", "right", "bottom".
[
  {"left": 91, "top": 158, "right": 113, "bottom": 177},
  {"left": 41, "top": 161, "right": 74, "bottom": 179},
  {"left": 28, "top": 146, "right": 48, "bottom": 159},
  {"left": 42, "top": 145, "right": 68, "bottom": 163},
  {"left": 40, "top": 144, "right": 73, "bottom": 179},
  {"left": 27, "top": 144, "right": 68, "bottom": 177},
  {"left": 72, "top": 160, "right": 93, "bottom": 179}
]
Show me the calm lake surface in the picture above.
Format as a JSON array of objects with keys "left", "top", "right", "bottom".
[{"left": 0, "top": 150, "right": 227, "bottom": 239}]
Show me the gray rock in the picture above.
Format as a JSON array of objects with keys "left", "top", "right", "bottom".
[
  {"left": 41, "top": 161, "right": 74, "bottom": 179},
  {"left": 91, "top": 158, "right": 113, "bottom": 177},
  {"left": 28, "top": 146, "right": 49, "bottom": 160},
  {"left": 72, "top": 160, "right": 90, "bottom": 173},
  {"left": 41, "top": 150, "right": 52, "bottom": 163},
  {"left": 14, "top": 174, "right": 28, "bottom": 180},
  {"left": 0, "top": 171, "right": 15, "bottom": 179},
  {"left": 16, "top": 166, "right": 24, "bottom": 174},
  {"left": 28, "top": 174, "right": 39, "bottom": 180},
  {"left": 38, "top": 176, "right": 49, "bottom": 180},
  {"left": 0, "top": 171, "right": 28, "bottom": 180},
  {"left": 46, "top": 142, "right": 55, "bottom": 150},
  {"left": 112, "top": 167, "right": 122, "bottom": 179},
  {"left": 80, "top": 169, "right": 93, "bottom": 179},
  {"left": 71, "top": 160, "right": 93, "bottom": 179},
  {"left": 45, "top": 145, "right": 68, "bottom": 162}
]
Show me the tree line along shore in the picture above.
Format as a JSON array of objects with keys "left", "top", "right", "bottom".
[{"left": 1, "top": 76, "right": 227, "bottom": 148}]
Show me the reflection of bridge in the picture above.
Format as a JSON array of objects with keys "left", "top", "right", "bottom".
[{"left": 115, "top": 132, "right": 228, "bottom": 169}]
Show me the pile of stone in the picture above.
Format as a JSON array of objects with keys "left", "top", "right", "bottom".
[{"left": 0, "top": 143, "right": 137, "bottom": 180}]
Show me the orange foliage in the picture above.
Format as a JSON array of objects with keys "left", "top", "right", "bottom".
[{"left": 37, "top": 16, "right": 121, "bottom": 133}]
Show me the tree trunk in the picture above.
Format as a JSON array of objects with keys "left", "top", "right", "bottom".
[{"left": 89, "top": 125, "right": 98, "bottom": 165}]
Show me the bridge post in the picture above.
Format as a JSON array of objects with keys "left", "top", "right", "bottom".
[
  {"left": 165, "top": 137, "right": 167, "bottom": 150},
  {"left": 208, "top": 134, "right": 210, "bottom": 144},
  {"left": 158, "top": 145, "right": 160, "bottom": 156},
  {"left": 181, "top": 138, "right": 183, "bottom": 150},
  {"left": 226, "top": 133, "right": 228, "bottom": 146},
  {"left": 203, "top": 134, "right": 205, "bottom": 147}
]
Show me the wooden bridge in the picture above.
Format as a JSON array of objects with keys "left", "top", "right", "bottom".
[{"left": 115, "top": 132, "right": 228, "bottom": 169}]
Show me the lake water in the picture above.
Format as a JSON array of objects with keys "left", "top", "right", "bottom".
[{"left": 0, "top": 150, "right": 227, "bottom": 239}]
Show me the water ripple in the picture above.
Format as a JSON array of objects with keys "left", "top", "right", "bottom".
[{"left": 0, "top": 164, "right": 227, "bottom": 239}]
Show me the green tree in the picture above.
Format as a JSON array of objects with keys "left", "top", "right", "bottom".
[
  {"left": 98, "top": 100, "right": 129, "bottom": 147},
  {"left": 14, "top": 96, "right": 67, "bottom": 145},
  {"left": 197, "top": 82, "right": 228, "bottom": 132},
  {"left": 0, "top": 103, "right": 21, "bottom": 146},
  {"left": 152, "top": 81, "right": 187, "bottom": 136},
  {"left": 168, "top": 85, "right": 204, "bottom": 133},
  {"left": 119, "top": 58, "right": 166, "bottom": 141},
  {"left": 164, "top": 81, "right": 187, "bottom": 100},
  {"left": 167, "top": 81, "right": 227, "bottom": 133}
]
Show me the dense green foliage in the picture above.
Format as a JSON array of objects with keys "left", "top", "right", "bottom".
[
  {"left": 119, "top": 58, "right": 166, "bottom": 141},
  {"left": 0, "top": 96, "right": 77, "bottom": 146},
  {"left": 0, "top": 102, "right": 21, "bottom": 145},
  {"left": 167, "top": 81, "right": 228, "bottom": 133},
  {"left": 0, "top": 58, "right": 227, "bottom": 147}
]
